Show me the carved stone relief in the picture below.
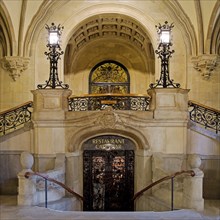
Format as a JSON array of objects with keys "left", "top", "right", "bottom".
[
  {"left": 96, "top": 106, "right": 123, "bottom": 129},
  {"left": 192, "top": 54, "right": 219, "bottom": 80},
  {"left": 1, "top": 56, "right": 30, "bottom": 81}
]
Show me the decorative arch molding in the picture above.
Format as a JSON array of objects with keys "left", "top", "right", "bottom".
[
  {"left": 68, "top": 126, "right": 150, "bottom": 153},
  {"left": 67, "top": 107, "right": 150, "bottom": 152},
  {"left": 161, "top": 0, "right": 198, "bottom": 55},
  {"left": 24, "top": 1, "right": 194, "bottom": 59},
  {"left": 23, "top": 0, "right": 69, "bottom": 57},
  {"left": 194, "top": 0, "right": 204, "bottom": 54},
  {"left": 0, "top": 1, "right": 16, "bottom": 56},
  {"left": 206, "top": 1, "right": 220, "bottom": 55}
]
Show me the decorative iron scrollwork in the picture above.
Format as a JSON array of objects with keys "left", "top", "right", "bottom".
[
  {"left": 83, "top": 136, "right": 134, "bottom": 211},
  {"left": 0, "top": 102, "right": 33, "bottom": 136},
  {"left": 89, "top": 61, "right": 130, "bottom": 94},
  {"left": 189, "top": 101, "right": 220, "bottom": 134},
  {"left": 68, "top": 94, "right": 150, "bottom": 111}
]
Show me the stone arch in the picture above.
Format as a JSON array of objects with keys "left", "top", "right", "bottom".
[
  {"left": 68, "top": 126, "right": 150, "bottom": 153},
  {"left": 24, "top": 1, "right": 195, "bottom": 60},
  {"left": 0, "top": 1, "right": 16, "bottom": 56},
  {"left": 205, "top": 1, "right": 220, "bottom": 55}
]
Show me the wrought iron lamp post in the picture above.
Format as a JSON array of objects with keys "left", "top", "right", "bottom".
[
  {"left": 149, "top": 21, "right": 180, "bottom": 88},
  {"left": 37, "top": 23, "right": 69, "bottom": 89}
]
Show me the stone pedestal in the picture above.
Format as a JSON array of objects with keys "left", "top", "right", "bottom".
[
  {"left": 31, "top": 89, "right": 72, "bottom": 155},
  {"left": 147, "top": 88, "right": 189, "bottom": 120},
  {"left": 31, "top": 89, "right": 72, "bottom": 120},
  {"left": 17, "top": 152, "right": 37, "bottom": 206},
  {"left": 183, "top": 155, "right": 204, "bottom": 211}
]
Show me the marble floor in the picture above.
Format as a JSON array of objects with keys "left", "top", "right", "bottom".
[{"left": 0, "top": 196, "right": 219, "bottom": 220}]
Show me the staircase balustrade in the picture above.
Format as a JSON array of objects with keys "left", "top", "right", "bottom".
[
  {"left": 25, "top": 171, "right": 84, "bottom": 208},
  {"left": 188, "top": 100, "right": 220, "bottom": 134},
  {"left": 133, "top": 170, "right": 195, "bottom": 211},
  {"left": 0, "top": 98, "right": 219, "bottom": 136},
  {"left": 0, "top": 101, "right": 33, "bottom": 136}
]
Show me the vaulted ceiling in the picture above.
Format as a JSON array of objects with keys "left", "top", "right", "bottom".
[{"left": 64, "top": 14, "right": 155, "bottom": 74}]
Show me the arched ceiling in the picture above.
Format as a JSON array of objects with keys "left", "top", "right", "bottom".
[{"left": 64, "top": 14, "right": 155, "bottom": 74}]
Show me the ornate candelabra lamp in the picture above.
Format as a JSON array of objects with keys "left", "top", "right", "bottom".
[
  {"left": 149, "top": 21, "right": 180, "bottom": 88},
  {"left": 37, "top": 23, "right": 69, "bottom": 89}
]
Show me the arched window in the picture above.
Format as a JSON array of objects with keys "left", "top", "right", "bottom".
[{"left": 89, "top": 60, "right": 130, "bottom": 94}]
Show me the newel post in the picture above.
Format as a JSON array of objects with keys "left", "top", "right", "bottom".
[
  {"left": 183, "top": 154, "right": 204, "bottom": 211},
  {"left": 17, "top": 152, "right": 37, "bottom": 205}
]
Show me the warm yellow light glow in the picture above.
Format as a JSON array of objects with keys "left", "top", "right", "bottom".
[
  {"left": 160, "top": 30, "right": 170, "bottom": 44},
  {"left": 49, "top": 32, "right": 59, "bottom": 45}
]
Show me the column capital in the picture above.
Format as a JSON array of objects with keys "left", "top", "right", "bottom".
[{"left": 1, "top": 56, "right": 30, "bottom": 81}]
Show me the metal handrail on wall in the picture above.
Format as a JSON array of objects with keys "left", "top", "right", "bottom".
[
  {"left": 25, "top": 172, "right": 84, "bottom": 208},
  {"left": 132, "top": 170, "right": 195, "bottom": 211},
  {"left": 0, "top": 101, "right": 33, "bottom": 136}
]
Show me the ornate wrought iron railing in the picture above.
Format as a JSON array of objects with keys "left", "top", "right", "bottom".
[
  {"left": 132, "top": 170, "right": 195, "bottom": 211},
  {"left": 0, "top": 101, "right": 33, "bottom": 136},
  {"left": 188, "top": 100, "right": 220, "bottom": 134},
  {"left": 1, "top": 98, "right": 219, "bottom": 136},
  {"left": 68, "top": 93, "right": 151, "bottom": 111}
]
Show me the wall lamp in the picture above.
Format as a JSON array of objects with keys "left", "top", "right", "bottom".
[
  {"left": 37, "top": 23, "right": 69, "bottom": 89},
  {"left": 150, "top": 21, "right": 180, "bottom": 88}
]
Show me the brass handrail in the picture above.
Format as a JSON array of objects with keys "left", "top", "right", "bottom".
[
  {"left": 132, "top": 170, "right": 195, "bottom": 202},
  {"left": 25, "top": 172, "right": 84, "bottom": 202}
]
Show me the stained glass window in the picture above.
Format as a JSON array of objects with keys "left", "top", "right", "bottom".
[{"left": 89, "top": 60, "right": 130, "bottom": 94}]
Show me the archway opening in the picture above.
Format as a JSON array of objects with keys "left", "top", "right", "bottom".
[{"left": 83, "top": 135, "right": 135, "bottom": 211}]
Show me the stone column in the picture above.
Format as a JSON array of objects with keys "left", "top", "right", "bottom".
[
  {"left": 183, "top": 154, "right": 204, "bottom": 211},
  {"left": 17, "top": 151, "right": 37, "bottom": 206}
]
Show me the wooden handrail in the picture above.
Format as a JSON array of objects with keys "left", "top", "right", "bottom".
[
  {"left": 132, "top": 170, "right": 195, "bottom": 202},
  {"left": 188, "top": 100, "right": 220, "bottom": 113},
  {"left": 25, "top": 172, "right": 84, "bottom": 202},
  {"left": 0, "top": 101, "right": 33, "bottom": 115},
  {"left": 69, "top": 93, "right": 151, "bottom": 98}
]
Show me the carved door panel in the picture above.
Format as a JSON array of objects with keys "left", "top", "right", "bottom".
[{"left": 83, "top": 149, "right": 134, "bottom": 211}]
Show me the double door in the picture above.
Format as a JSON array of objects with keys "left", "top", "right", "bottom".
[{"left": 83, "top": 149, "right": 134, "bottom": 211}]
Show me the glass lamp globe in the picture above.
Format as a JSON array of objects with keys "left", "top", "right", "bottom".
[
  {"left": 160, "top": 30, "right": 171, "bottom": 44},
  {"left": 49, "top": 31, "right": 59, "bottom": 45}
]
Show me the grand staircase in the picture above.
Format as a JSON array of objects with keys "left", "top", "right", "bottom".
[{"left": 0, "top": 97, "right": 219, "bottom": 217}]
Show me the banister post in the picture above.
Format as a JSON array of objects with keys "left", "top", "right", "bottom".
[
  {"left": 183, "top": 154, "right": 204, "bottom": 211},
  {"left": 17, "top": 152, "right": 37, "bottom": 205}
]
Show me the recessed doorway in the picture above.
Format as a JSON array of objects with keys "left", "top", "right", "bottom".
[{"left": 83, "top": 135, "right": 134, "bottom": 211}]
